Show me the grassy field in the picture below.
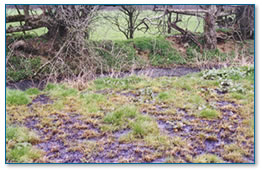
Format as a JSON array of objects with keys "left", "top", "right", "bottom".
[
  {"left": 90, "top": 10, "right": 203, "bottom": 40},
  {"left": 6, "top": 8, "right": 204, "bottom": 40},
  {"left": 6, "top": 66, "right": 254, "bottom": 163}
]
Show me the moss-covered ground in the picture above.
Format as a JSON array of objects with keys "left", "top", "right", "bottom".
[{"left": 6, "top": 66, "right": 254, "bottom": 163}]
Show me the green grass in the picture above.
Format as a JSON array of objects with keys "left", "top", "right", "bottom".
[
  {"left": 91, "top": 10, "right": 203, "bottom": 41},
  {"left": 7, "top": 143, "right": 43, "bottom": 163},
  {"left": 6, "top": 8, "right": 203, "bottom": 40},
  {"left": 6, "top": 126, "right": 42, "bottom": 163},
  {"left": 80, "top": 93, "right": 107, "bottom": 113},
  {"left": 25, "top": 88, "right": 41, "bottom": 95},
  {"left": 132, "top": 37, "right": 185, "bottom": 65},
  {"left": 199, "top": 108, "right": 220, "bottom": 119},
  {"left": 80, "top": 93, "right": 106, "bottom": 104},
  {"left": 130, "top": 115, "right": 159, "bottom": 138},
  {"left": 6, "top": 89, "right": 31, "bottom": 105},
  {"left": 157, "top": 92, "right": 170, "bottom": 100},
  {"left": 6, "top": 126, "right": 39, "bottom": 144},
  {"left": 93, "top": 36, "right": 185, "bottom": 67},
  {"left": 44, "top": 83, "right": 78, "bottom": 98},
  {"left": 103, "top": 105, "right": 138, "bottom": 127}
]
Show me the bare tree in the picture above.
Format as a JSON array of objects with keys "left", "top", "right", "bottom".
[
  {"left": 6, "top": 5, "right": 104, "bottom": 81},
  {"left": 153, "top": 5, "right": 241, "bottom": 50},
  {"left": 6, "top": 5, "right": 100, "bottom": 41},
  {"left": 103, "top": 5, "right": 148, "bottom": 39}
]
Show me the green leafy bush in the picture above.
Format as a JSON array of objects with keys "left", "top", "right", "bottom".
[
  {"left": 202, "top": 67, "right": 254, "bottom": 81},
  {"left": 7, "top": 56, "right": 42, "bottom": 82},
  {"left": 202, "top": 67, "right": 254, "bottom": 94}
]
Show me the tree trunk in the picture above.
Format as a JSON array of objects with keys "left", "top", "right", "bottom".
[
  {"left": 167, "top": 13, "right": 172, "bottom": 34},
  {"left": 129, "top": 11, "right": 134, "bottom": 39},
  {"left": 204, "top": 5, "right": 217, "bottom": 50},
  {"left": 235, "top": 5, "right": 254, "bottom": 40}
]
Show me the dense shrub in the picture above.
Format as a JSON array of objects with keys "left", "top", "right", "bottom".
[{"left": 7, "top": 56, "right": 42, "bottom": 82}]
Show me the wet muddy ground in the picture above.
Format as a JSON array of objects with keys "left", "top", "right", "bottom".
[
  {"left": 19, "top": 93, "right": 253, "bottom": 163},
  {"left": 6, "top": 67, "right": 254, "bottom": 163}
]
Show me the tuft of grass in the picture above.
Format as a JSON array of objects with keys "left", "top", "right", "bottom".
[
  {"left": 45, "top": 83, "right": 57, "bottom": 91},
  {"left": 6, "top": 126, "right": 42, "bottom": 163},
  {"left": 157, "top": 92, "right": 170, "bottom": 100},
  {"left": 130, "top": 115, "right": 159, "bottom": 138},
  {"left": 6, "top": 126, "right": 40, "bottom": 144},
  {"left": 25, "top": 88, "right": 41, "bottom": 95},
  {"left": 131, "top": 121, "right": 146, "bottom": 137},
  {"left": 193, "top": 154, "right": 224, "bottom": 163},
  {"left": 80, "top": 93, "right": 106, "bottom": 104},
  {"left": 103, "top": 105, "right": 138, "bottom": 129},
  {"left": 7, "top": 143, "right": 43, "bottom": 163},
  {"left": 6, "top": 89, "right": 31, "bottom": 105},
  {"left": 45, "top": 83, "right": 78, "bottom": 98},
  {"left": 199, "top": 108, "right": 220, "bottom": 119}
]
